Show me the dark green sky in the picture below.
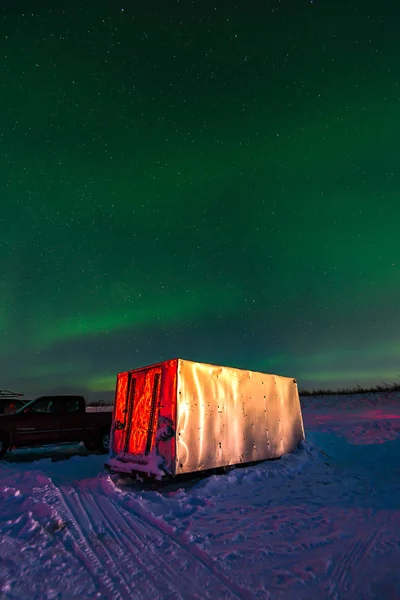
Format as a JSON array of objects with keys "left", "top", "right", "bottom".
[{"left": 1, "top": 0, "right": 399, "bottom": 399}]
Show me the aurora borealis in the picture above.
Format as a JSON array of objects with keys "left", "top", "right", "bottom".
[{"left": 1, "top": 0, "right": 399, "bottom": 400}]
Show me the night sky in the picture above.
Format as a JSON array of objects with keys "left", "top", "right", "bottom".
[{"left": 1, "top": 0, "right": 399, "bottom": 401}]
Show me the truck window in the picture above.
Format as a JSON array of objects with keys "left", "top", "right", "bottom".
[
  {"left": 27, "top": 397, "right": 66, "bottom": 414},
  {"left": 65, "top": 398, "right": 81, "bottom": 413},
  {"left": 27, "top": 398, "right": 52, "bottom": 413}
]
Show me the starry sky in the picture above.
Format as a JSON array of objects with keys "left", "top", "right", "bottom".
[{"left": 1, "top": 0, "right": 399, "bottom": 401}]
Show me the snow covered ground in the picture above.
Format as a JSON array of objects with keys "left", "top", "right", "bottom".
[{"left": 1, "top": 392, "right": 400, "bottom": 599}]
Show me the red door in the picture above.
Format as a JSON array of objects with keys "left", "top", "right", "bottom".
[
  {"left": 112, "top": 372, "right": 129, "bottom": 455},
  {"left": 112, "top": 368, "right": 161, "bottom": 456}
]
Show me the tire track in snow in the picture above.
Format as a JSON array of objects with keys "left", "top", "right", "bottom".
[
  {"left": 103, "top": 477, "right": 254, "bottom": 600},
  {"left": 41, "top": 483, "right": 130, "bottom": 600},
  {"left": 69, "top": 489, "right": 135, "bottom": 598},
  {"left": 325, "top": 516, "right": 391, "bottom": 600},
  {"left": 40, "top": 474, "right": 254, "bottom": 599},
  {"left": 45, "top": 478, "right": 236, "bottom": 600},
  {"left": 77, "top": 488, "right": 203, "bottom": 599}
]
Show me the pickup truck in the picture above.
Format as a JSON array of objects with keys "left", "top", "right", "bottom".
[{"left": 0, "top": 395, "right": 112, "bottom": 459}]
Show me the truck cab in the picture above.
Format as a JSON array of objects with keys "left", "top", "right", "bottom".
[
  {"left": 12, "top": 395, "right": 86, "bottom": 446},
  {"left": 0, "top": 395, "right": 112, "bottom": 459}
]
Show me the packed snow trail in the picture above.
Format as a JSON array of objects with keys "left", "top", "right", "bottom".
[
  {"left": 1, "top": 391, "right": 400, "bottom": 599},
  {"left": 37, "top": 477, "right": 252, "bottom": 600}
]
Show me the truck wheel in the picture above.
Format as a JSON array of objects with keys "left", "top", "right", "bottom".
[
  {"left": 0, "top": 432, "right": 9, "bottom": 460},
  {"left": 98, "top": 429, "right": 110, "bottom": 454}
]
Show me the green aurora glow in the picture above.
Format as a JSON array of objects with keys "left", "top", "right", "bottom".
[{"left": 1, "top": 0, "right": 399, "bottom": 399}]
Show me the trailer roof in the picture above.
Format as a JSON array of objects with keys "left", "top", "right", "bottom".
[{"left": 117, "top": 358, "right": 296, "bottom": 382}]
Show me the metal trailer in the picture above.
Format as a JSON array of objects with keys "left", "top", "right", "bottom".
[{"left": 106, "top": 358, "right": 305, "bottom": 480}]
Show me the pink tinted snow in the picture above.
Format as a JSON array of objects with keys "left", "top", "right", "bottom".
[
  {"left": 0, "top": 391, "right": 400, "bottom": 599},
  {"left": 305, "top": 401, "right": 400, "bottom": 445}
]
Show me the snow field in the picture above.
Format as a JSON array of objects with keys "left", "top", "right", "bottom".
[{"left": 1, "top": 392, "right": 400, "bottom": 599}]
